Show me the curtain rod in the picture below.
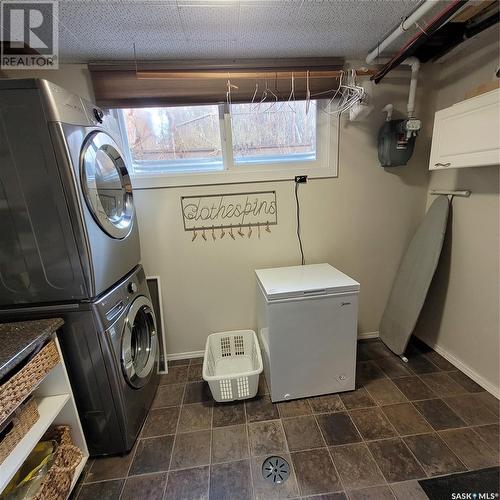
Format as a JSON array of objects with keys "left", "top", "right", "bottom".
[
  {"left": 135, "top": 69, "right": 376, "bottom": 80},
  {"left": 89, "top": 57, "right": 344, "bottom": 72}
]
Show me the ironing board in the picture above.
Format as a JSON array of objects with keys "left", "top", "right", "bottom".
[{"left": 379, "top": 195, "right": 450, "bottom": 356}]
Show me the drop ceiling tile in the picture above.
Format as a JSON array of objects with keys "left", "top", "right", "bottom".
[
  {"left": 55, "top": 0, "right": 420, "bottom": 62},
  {"left": 59, "top": 1, "right": 185, "bottom": 60},
  {"left": 177, "top": 4, "right": 240, "bottom": 41}
]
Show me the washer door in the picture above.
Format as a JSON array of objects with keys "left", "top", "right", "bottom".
[
  {"left": 81, "top": 131, "right": 134, "bottom": 239},
  {"left": 122, "top": 296, "right": 158, "bottom": 389}
]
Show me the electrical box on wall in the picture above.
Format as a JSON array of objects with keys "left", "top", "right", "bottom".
[{"left": 378, "top": 119, "right": 419, "bottom": 167}]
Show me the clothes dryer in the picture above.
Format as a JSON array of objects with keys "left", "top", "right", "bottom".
[{"left": 0, "top": 79, "right": 140, "bottom": 305}]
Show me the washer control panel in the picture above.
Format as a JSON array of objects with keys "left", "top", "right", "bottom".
[{"left": 94, "top": 266, "right": 147, "bottom": 330}]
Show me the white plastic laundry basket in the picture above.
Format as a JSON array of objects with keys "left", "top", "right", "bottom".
[{"left": 202, "top": 330, "right": 263, "bottom": 402}]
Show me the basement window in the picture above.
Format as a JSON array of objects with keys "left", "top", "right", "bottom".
[
  {"left": 116, "top": 100, "right": 338, "bottom": 188},
  {"left": 231, "top": 100, "right": 317, "bottom": 165},
  {"left": 119, "top": 105, "right": 223, "bottom": 174}
]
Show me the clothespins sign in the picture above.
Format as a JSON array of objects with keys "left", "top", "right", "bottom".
[{"left": 182, "top": 191, "right": 277, "bottom": 242}]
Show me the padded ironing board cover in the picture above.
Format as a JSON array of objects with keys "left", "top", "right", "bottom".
[{"left": 379, "top": 195, "right": 450, "bottom": 355}]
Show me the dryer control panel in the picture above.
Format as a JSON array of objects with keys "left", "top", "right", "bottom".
[
  {"left": 80, "top": 97, "right": 105, "bottom": 126},
  {"left": 38, "top": 79, "right": 89, "bottom": 125},
  {"left": 37, "top": 79, "right": 106, "bottom": 129}
]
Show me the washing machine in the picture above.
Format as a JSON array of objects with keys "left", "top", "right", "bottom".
[
  {"left": 0, "top": 78, "right": 140, "bottom": 306},
  {"left": 0, "top": 265, "right": 159, "bottom": 456}
]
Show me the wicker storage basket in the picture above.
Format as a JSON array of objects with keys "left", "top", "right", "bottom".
[
  {"left": 0, "top": 340, "right": 60, "bottom": 425},
  {"left": 0, "top": 398, "right": 40, "bottom": 464},
  {"left": 33, "top": 426, "right": 83, "bottom": 500}
]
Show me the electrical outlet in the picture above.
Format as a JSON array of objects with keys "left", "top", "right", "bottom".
[{"left": 295, "top": 175, "right": 308, "bottom": 183}]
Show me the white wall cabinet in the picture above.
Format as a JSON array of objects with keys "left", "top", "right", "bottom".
[{"left": 429, "top": 88, "right": 500, "bottom": 170}]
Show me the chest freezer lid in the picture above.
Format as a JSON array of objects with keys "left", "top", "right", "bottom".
[{"left": 255, "top": 263, "right": 360, "bottom": 301}]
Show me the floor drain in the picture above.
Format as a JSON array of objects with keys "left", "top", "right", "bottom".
[{"left": 262, "top": 456, "right": 290, "bottom": 484}]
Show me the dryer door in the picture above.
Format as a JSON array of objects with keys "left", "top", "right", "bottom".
[
  {"left": 122, "top": 296, "right": 158, "bottom": 389},
  {"left": 81, "top": 131, "right": 134, "bottom": 239}
]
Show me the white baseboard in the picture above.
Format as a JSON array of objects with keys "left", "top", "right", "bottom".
[
  {"left": 418, "top": 336, "right": 500, "bottom": 399},
  {"left": 358, "top": 331, "right": 380, "bottom": 340},
  {"left": 168, "top": 331, "right": 380, "bottom": 361},
  {"left": 168, "top": 350, "right": 204, "bottom": 361},
  {"left": 167, "top": 331, "right": 500, "bottom": 400}
]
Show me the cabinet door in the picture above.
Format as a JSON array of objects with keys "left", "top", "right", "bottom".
[{"left": 429, "top": 89, "right": 500, "bottom": 170}]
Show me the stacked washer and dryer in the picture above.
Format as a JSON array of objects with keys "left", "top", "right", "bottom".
[{"left": 0, "top": 79, "right": 159, "bottom": 456}]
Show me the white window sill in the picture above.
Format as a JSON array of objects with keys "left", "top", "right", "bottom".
[
  {"left": 130, "top": 164, "right": 337, "bottom": 189},
  {"left": 118, "top": 101, "right": 339, "bottom": 190}
]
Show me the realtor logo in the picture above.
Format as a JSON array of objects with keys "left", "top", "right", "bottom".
[{"left": 1, "top": 0, "right": 58, "bottom": 69}]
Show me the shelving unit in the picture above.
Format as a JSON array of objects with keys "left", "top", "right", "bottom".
[{"left": 0, "top": 335, "right": 88, "bottom": 497}]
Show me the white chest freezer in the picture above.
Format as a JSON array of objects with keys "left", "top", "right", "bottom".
[{"left": 255, "top": 263, "right": 360, "bottom": 402}]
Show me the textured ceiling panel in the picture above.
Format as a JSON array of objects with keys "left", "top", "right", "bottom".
[
  {"left": 177, "top": 4, "right": 241, "bottom": 41},
  {"left": 57, "top": 0, "right": 420, "bottom": 62}
]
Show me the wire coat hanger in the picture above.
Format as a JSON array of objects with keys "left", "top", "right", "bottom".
[
  {"left": 251, "top": 81, "right": 259, "bottom": 111},
  {"left": 259, "top": 75, "right": 279, "bottom": 113},
  {"left": 284, "top": 71, "right": 296, "bottom": 113},
  {"left": 305, "top": 70, "right": 311, "bottom": 115},
  {"left": 226, "top": 73, "right": 238, "bottom": 110}
]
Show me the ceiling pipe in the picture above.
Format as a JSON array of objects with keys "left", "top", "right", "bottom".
[
  {"left": 371, "top": 0, "right": 466, "bottom": 83},
  {"left": 406, "top": 57, "right": 420, "bottom": 118},
  {"left": 370, "top": 57, "right": 419, "bottom": 118},
  {"left": 366, "top": 0, "right": 440, "bottom": 64}
]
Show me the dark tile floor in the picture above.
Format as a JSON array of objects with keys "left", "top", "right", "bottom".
[{"left": 73, "top": 338, "right": 500, "bottom": 500}]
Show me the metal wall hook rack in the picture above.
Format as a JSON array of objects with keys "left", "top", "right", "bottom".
[
  {"left": 181, "top": 191, "right": 277, "bottom": 241},
  {"left": 188, "top": 221, "right": 275, "bottom": 241},
  {"left": 430, "top": 189, "right": 471, "bottom": 198},
  {"left": 186, "top": 221, "right": 277, "bottom": 232}
]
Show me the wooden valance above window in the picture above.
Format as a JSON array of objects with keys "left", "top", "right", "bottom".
[{"left": 88, "top": 57, "right": 346, "bottom": 108}]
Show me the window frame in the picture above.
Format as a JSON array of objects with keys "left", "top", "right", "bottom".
[{"left": 115, "top": 100, "right": 339, "bottom": 189}]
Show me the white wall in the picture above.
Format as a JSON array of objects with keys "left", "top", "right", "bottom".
[
  {"left": 134, "top": 74, "right": 431, "bottom": 355},
  {"left": 415, "top": 34, "right": 500, "bottom": 396},
  {"left": 1, "top": 63, "right": 431, "bottom": 357},
  {"left": 3, "top": 54, "right": 498, "bottom": 396}
]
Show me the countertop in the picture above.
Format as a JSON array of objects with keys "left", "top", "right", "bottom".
[{"left": 0, "top": 318, "right": 64, "bottom": 381}]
